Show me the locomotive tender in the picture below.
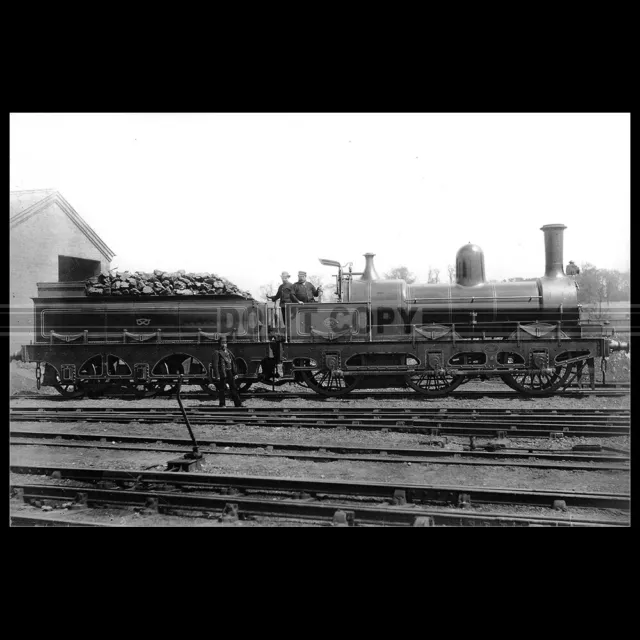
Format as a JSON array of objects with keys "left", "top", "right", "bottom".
[{"left": 14, "top": 223, "right": 628, "bottom": 398}]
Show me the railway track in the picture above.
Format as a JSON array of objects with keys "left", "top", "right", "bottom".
[
  {"left": 10, "top": 490, "right": 627, "bottom": 527},
  {"left": 9, "top": 406, "right": 631, "bottom": 437},
  {"left": 10, "top": 429, "right": 630, "bottom": 470},
  {"left": 9, "top": 465, "right": 630, "bottom": 526},
  {"left": 9, "top": 383, "right": 630, "bottom": 402}
]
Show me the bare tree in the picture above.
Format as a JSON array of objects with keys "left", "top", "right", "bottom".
[
  {"left": 319, "top": 281, "right": 338, "bottom": 301},
  {"left": 308, "top": 274, "right": 323, "bottom": 288},
  {"left": 258, "top": 282, "right": 276, "bottom": 302},
  {"left": 447, "top": 264, "right": 455, "bottom": 284},
  {"left": 427, "top": 266, "right": 440, "bottom": 284},
  {"left": 308, "top": 274, "right": 334, "bottom": 301},
  {"left": 383, "top": 266, "right": 416, "bottom": 284}
]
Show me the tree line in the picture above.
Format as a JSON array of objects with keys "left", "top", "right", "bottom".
[{"left": 574, "top": 263, "right": 630, "bottom": 306}]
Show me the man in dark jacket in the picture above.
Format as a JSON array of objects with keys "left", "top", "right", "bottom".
[
  {"left": 268, "top": 271, "right": 295, "bottom": 326},
  {"left": 210, "top": 336, "right": 243, "bottom": 407},
  {"left": 291, "top": 271, "right": 322, "bottom": 304}
]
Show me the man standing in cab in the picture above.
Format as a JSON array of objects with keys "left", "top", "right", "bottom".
[
  {"left": 268, "top": 271, "right": 295, "bottom": 327},
  {"left": 210, "top": 336, "right": 243, "bottom": 407},
  {"left": 291, "top": 271, "right": 322, "bottom": 304}
]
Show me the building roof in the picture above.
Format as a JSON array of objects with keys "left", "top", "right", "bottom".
[
  {"left": 9, "top": 188, "right": 58, "bottom": 217},
  {"left": 10, "top": 189, "right": 115, "bottom": 262}
]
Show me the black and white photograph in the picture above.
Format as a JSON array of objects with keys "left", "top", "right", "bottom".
[{"left": 9, "top": 112, "right": 631, "bottom": 527}]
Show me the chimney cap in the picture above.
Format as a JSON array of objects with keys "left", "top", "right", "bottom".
[{"left": 540, "top": 224, "right": 567, "bottom": 231}]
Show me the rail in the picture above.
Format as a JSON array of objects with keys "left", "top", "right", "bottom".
[
  {"left": 10, "top": 429, "right": 631, "bottom": 471},
  {"left": 10, "top": 483, "right": 628, "bottom": 527},
  {"left": 9, "top": 465, "right": 631, "bottom": 511}
]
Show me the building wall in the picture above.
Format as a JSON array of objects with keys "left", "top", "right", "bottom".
[{"left": 10, "top": 201, "right": 111, "bottom": 352}]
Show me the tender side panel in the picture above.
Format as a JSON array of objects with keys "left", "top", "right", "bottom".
[{"left": 33, "top": 296, "right": 261, "bottom": 344}]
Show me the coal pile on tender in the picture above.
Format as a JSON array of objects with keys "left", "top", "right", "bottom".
[{"left": 85, "top": 270, "right": 253, "bottom": 299}]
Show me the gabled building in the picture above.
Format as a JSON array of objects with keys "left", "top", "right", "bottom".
[{"left": 10, "top": 189, "right": 116, "bottom": 351}]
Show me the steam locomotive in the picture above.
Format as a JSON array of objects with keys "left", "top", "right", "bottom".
[{"left": 13, "top": 224, "right": 628, "bottom": 398}]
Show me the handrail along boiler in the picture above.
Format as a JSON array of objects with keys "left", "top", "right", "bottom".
[{"left": 13, "top": 224, "right": 628, "bottom": 398}]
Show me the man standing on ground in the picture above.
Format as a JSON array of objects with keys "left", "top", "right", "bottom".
[{"left": 210, "top": 336, "right": 243, "bottom": 407}]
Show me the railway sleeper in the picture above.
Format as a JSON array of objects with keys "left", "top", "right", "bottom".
[
  {"left": 71, "top": 492, "right": 88, "bottom": 509},
  {"left": 458, "top": 493, "right": 472, "bottom": 508},
  {"left": 220, "top": 503, "right": 239, "bottom": 522},
  {"left": 413, "top": 516, "right": 436, "bottom": 527},
  {"left": 139, "top": 497, "right": 159, "bottom": 515},
  {"left": 332, "top": 510, "right": 355, "bottom": 527}
]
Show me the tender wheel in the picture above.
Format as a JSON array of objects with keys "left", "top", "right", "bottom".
[
  {"left": 83, "top": 383, "right": 109, "bottom": 399},
  {"left": 112, "top": 383, "right": 160, "bottom": 398},
  {"left": 200, "top": 380, "right": 252, "bottom": 397},
  {"left": 301, "top": 368, "right": 361, "bottom": 397},
  {"left": 153, "top": 383, "right": 180, "bottom": 396},
  {"left": 405, "top": 371, "right": 464, "bottom": 397},
  {"left": 500, "top": 363, "right": 574, "bottom": 396},
  {"left": 151, "top": 356, "right": 186, "bottom": 396},
  {"left": 53, "top": 382, "right": 85, "bottom": 398},
  {"left": 200, "top": 382, "right": 218, "bottom": 397},
  {"left": 132, "top": 384, "right": 159, "bottom": 399}
]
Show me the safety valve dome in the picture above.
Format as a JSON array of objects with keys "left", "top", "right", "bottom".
[{"left": 455, "top": 243, "right": 486, "bottom": 287}]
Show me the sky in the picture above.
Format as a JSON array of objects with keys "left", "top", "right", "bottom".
[{"left": 10, "top": 113, "right": 630, "bottom": 299}]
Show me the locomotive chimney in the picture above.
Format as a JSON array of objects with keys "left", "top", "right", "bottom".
[
  {"left": 360, "top": 253, "right": 380, "bottom": 281},
  {"left": 540, "top": 224, "right": 567, "bottom": 278}
]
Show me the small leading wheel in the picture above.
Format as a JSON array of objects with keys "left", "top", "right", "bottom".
[
  {"left": 500, "top": 363, "right": 574, "bottom": 396},
  {"left": 405, "top": 371, "right": 464, "bottom": 397},
  {"left": 301, "top": 368, "right": 361, "bottom": 397},
  {"left": 53, "top": 382, "right": 85, "bottom": 398}
]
